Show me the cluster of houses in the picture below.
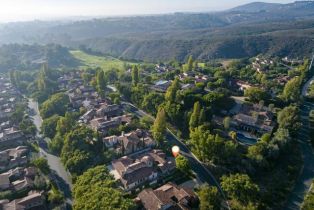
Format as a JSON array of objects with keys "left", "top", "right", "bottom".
[
  {"left": 178, "top": 71, "right": 210, "bottom": 83},
  {"left": 0, "top": 76, "right": 48, "bottom": 210},
  {"left": 252, "top": 57, "right": 274, "bottom": 73},
  {"left": 155, "top": 64, "right": 175, "bottom": 74},
  {"left": 0, "top": 145, "right": 46, "bottom": 210},
  {"left": 56, "top": 71, "right": 200, "bottom": 209},
  {"left": 0, "top": 78, "right": 26, "bottom": 148}
]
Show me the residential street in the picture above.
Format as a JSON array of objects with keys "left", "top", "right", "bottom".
[
  {"left": 27, "top": 99, "right": 73, "bottom": 205},
  {"left": 121, "top": 102, "right": 227, "bottom": 200},
  {"left": 285, "top": 61, "right": 314, "bottom": 209}
]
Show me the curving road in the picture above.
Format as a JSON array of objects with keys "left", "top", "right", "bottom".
[
  {"left": 284, "top": 57, "right": 314, "bottom": 210},
  {"left": 28, "top": 99, "right": 72, "bottom": 204},
  {"left": 121, "top": 102, "right": 229, "bottom": 206}
]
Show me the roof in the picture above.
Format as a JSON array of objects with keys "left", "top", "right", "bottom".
[
  {"left": 0, "top": 174, "right": 10, "bottom": 188},
  {"left": 138, "top": 182, "right": 196, "bottom": 210},
  {"left": 155, "top": 80, "right": 170, "bottom": 86}
]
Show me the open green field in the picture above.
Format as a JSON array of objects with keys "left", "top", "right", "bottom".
[{"left": 70, "top": 50, "right": 137, "bottom": 71}]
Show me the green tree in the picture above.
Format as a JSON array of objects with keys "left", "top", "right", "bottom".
[
  {"left": 32, "top": 158, "right": 51, "bottom": 175},
  {"left": 186, "top": 55, "right": 194, "bottom": 72},
  {"left": 165, "top": 78, "right": 180, "bottom": 103},
  {"left": 175, "top": 155, "right": 191, "bottom": 175},
  {"left": 223, "top": 117, "right": 231, "bottom": 130},
  {"left": 132, "top": 65, "right": 140, "bottom": 86},
  {"left": 41, "top": 115, "right": 61, "bottom": 139},
  {"left": 96, "top": 69, "right": 107, "bottom": 97},
  {"left": 221, "top": 173, "right": 259, "bottom": 205},
  {"left": 152, "top": 108, "right": 167, "bottom": 144},
  {"left": 40, "top": 93, "right": 69, "bottom": 119},
  {"left": 73, "top": 166, "right": 135, "bottom": 210},
  {"left": 190, "top": 126, "right": 224, "bottom": 163},
  {"left": 142, "top": 92, "right": 164, "bottom": 115},
  {"left": 244, "top": 87, "right": 269, "bottom": 103},
  {"left": 282, "top": 76, "right": 302, "bottom": 102},
  {"left": 189, "top": 101, "right": 201, "bottom": 131},
  {"left": 198, "top": 185, "right": 221, "bottom": 210},
  {"left": 61, "top": 126, "right": 100, "bottom": 175},
  {"left": 277, "top": 105, "right": 300, "bottom": 136}
]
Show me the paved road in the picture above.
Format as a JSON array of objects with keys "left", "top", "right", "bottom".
[
  {"left": 121, "top": 102, "right": 228, "bottom": 204},
  {"left": 27, "top": 99, "right": 72, "bottom": 204},
  {"left": 285, "top": 102, "right": 314, "bottom": 209},
  {"left": 302, "top": 54, "right": 314, "bottom": 96},
  {"left": 285, "top": 59, "right": 314, "bottom": 209}
]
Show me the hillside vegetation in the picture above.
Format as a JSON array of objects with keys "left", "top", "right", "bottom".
[{"left": 0, "top": 1, "right": 314, "bottom": 62}]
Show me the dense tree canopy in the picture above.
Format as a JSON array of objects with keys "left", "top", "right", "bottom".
[
  {"left": 40, "top": 92, "right": 70, "bottom": 119},
  {"left": 221, "top": 173, "right": 259, "bottom": 205},
  {"left": 277, "top": 105, "right": 300, "bottom": 136},
  {"left": 198, "top": 185, "right": 221, "bottom": 210},
  {"left": 61, "top": 126, "right": 100, "bottom": 175},
  {"left": 41, "top": 115, "right": 61, "bottom": 139},
  {"left": 244, "top": 87, "right": 269, "bottom": 103},
  {"left": 73, "top": 166, "right": 135, "bottom": 210},
  {"left": 282, "top": 76, "right": 302, "bottom": 102},
  {"left": 175, "top": 155, "right": 191, "bottom": 175}
]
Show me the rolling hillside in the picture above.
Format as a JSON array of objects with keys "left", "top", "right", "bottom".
[{"left": 0, "top": 1, "right": 314, "bottom": 62}]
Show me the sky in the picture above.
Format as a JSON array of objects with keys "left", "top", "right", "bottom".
[{"left": 0, "top": 0, "right": 294, "bottom": 22}]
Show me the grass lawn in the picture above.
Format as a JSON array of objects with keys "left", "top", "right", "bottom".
[{"left": 70, "top": 50, "right": 137, "bottom": 71}]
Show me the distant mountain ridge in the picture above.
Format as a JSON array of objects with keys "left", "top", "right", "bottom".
[
  {"left": 229, "top": 2, "right": 282, "bottom": 12},
  {"left": 0, "top": 1, "right": 314, "bottom": 62},
  {"left": 230, "top": 1, "right": 314, "bottom": 13}
]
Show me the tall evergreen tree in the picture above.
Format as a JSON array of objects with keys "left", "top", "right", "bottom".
[
  {"left": 189, "top": 101, "right": 201, "bottom": 131},
  {"left": 186, "top": 55, "right": 194, "bottom": 72},
  {"left": 199, "top": 108, "right": 206, "bottom": 125},
  {"left": 96, "top": 70, "right": 107, "bottom": 98},
  {"left": 152, "top": 108, "right": 167, "bottom": 144},
  {"left": 132, "top": 65, "right": 140, "bottom": 86},
  {"left": 165, "top": 78, "right": 180, "bottom": 103}
]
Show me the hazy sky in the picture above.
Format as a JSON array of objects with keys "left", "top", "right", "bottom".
[{"left": 0, "top": 0, "right": 294, "bottom": 22}]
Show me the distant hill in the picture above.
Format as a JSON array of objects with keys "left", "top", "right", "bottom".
[
  {"left": 229, "top": 2, "right": 282, "bottom": 12},
  {"left": 0, "top": 44, "right": 80, "bottom": 71},
  {"left": 0, "top": 1, "right": 314, "bottom": 62}
]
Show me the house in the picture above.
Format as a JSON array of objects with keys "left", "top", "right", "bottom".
[
  {"left": 89, "top": 115, "right": 132, "bottom": 134},
  {"left": 0, "top": 121, "right": 12, "bottom": 132},
  {"left": 151, "top": 80, "right": 172, "bottom": 92},
  {"left": 96, "top": 104, "right": 122, "bottom": 118},
  {"left": 117, "top": 130, "right": 156, "bottom": 155},
  {"left": 136, "top": 182, "right": 198, "bottom": 210},
  {"left": 111, "top": 150, "right": 175, "bottom": 191},
  {"left": 79, "top": 109, "right": 96, "bottom": 123},
  {"left": 0, "top": 167, "right": 24, "bottom": 181},
  {"left": 103, "top": 129, "right": 156, "bottom": 155},
  {"left": 103, "top": 135, "right": 119, "bottom": 148},
  {"left": 0, "top": 127, "right": 25, "bottom": 147},
  {"left": 181, "top": 83, "right": 195, "bottom": 90},
  {"left": 112, "top": 156, "right": 157, "bottom": 191},
  {"left": 0, "top": 146, "right": 28, "bottom": 171},
  {"left": 12, "top": 177, "right": 34, "bottom": 192},
  {"left": 231, "top": 104, "right": 275, "bottom": 137},
  {"left": 0, "top": 191, "right": 45, "bottom": 210},
  {"left": 0, "top": 173, "right": 10, "bottom": 190},
  {"left": 235, "top": 80, "right": 254, "bottom": 91}
]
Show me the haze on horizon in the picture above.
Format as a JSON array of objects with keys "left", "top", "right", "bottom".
[{"left": 0, "top": 0, "right": 294, "bottom": 23}]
